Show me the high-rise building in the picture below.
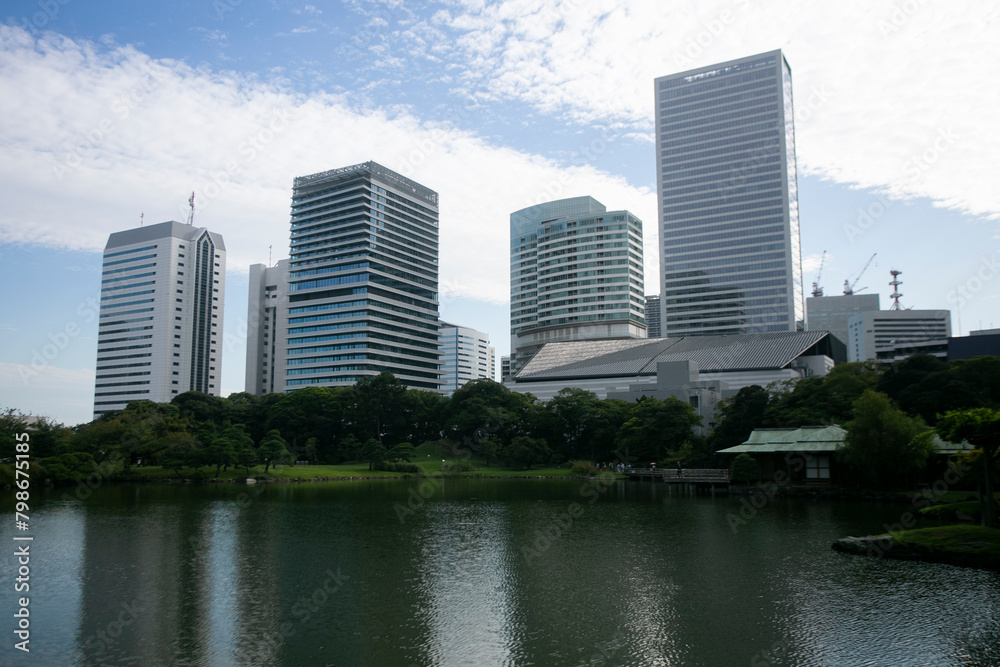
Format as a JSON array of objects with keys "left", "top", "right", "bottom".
[
  {"left": 439, "top": 322, "right": 495, "bottom": 395},
  {"left": 245, "top": 259, "right": 288, "bottom": 396},
  {"left": 645, "top": 295, "right": 662, "bottom": 338},
  {"left": 847, "top": 310, "right": 952, "bottom": 363},
  {"left": 655, "top": 49, "right": 803, "bottom": 336},
  {"left": 94, "top": 221, "right": 225, "bottom": 417},
  {"left": 806, "top": 293, "right": 880, "bottom": 348},
  {"left": 510, "top": 196, "right": 645, "bottom": 372},
  {"left": 247, "top": 162, "right": 442, "bottom": 393}
]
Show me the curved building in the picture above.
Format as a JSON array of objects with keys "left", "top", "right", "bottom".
[{"left": 510, "top": 196, "right": 645, "bottom": 372}]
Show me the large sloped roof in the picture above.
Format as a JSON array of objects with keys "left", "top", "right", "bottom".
[
  {"left": 717, "top": 425, "right": 847, "bottom": 454},
  {"left": 515, "top": 331, "right": 831, "bottom": 382}
]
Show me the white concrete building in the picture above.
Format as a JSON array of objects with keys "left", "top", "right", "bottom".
[
  {"left": 439, "top": 322, "right": 495, "bottom": 395},
  {"left": 507, "top": 331, "right": 837, "bottom": 402},
  {"left": 94, "top": 221, "right": 225, "bottom": 417},
  {"left": 245, "top": 260, "right": 289, "bottom": 395},
  {"left": 847, "top": 310, "right": 952, "bottom": 362}
]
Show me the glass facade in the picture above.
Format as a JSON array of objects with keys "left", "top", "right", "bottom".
[
  {"left": 510, "top": 196, "right": 645, "bottom": 371},
  {"left": 283, "top": 162, "right": 442, "bottom": 391},
  {"left": 655, "top": 50, "right": 804, "bottom": 336}
]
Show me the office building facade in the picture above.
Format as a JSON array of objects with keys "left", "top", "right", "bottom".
[
  {"left": 805, "top": 293, "right": 880, "bottom": 348},
  {"left": 847, "top": 310, "right": 952, "bottom": 362},
  {"left": 439, "top": 322, "right": 495, "bottom": 395},
  {"left": 645, "top": 294, "right": 662, "bottom": 338},
  {"left": 510, "top": 196, "right": 645, "bottom": 372},
  {"left": 94, "top": 221, "right": 225, "bottom": 417},
  {"left": 248, "top": 162, "right": 442, "bottom": 393},
  {"left": 655, "top": 49, "right": 804, "bottom": 336}
]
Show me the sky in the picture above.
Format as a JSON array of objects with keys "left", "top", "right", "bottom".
[{"left": 0, "top": 0, "right": 997, "bottom": 426}]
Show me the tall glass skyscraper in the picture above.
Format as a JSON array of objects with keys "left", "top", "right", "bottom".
[
  {"left": 247, "top": 162, "right": 442, "bottom": 393},
  {"left": 510, "top": 196, "right": 645, "bottom": 372},
  {"left": 655, "top": 49, "right": 803, "bottom": 336}
]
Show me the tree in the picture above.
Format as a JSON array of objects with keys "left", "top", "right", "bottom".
[
  {"left": 838, "top": 390, "right": 934, "bottom": 489},
  {"left": 547, "top": 388, "right": 600, "bottom": 461},
  {"left": 235, "top": 439, "right": 258, "bottom": 476},
  {"left": 208, "top": 437, "right": 235, "bottom": 478},
  {"left": 352, "top": 373, "right": 408, "bottom": 446},
  {"left": 708, "top": 385, "right": 770, "bottom": 452},
  {"left": 615, "top": 397, "right": 702, "bottom": 463},
  {"left": 501, "top": 436, "right": 550, "bottom": 470},
  {"left": 730, "top": 453, "right": 759, "bottom": 484},
  {"left": 258, "top": 429, "right": 291, "bottom": 474},
  {"left": 937, "top": 408, "right": 1000, "bottom": 528},
  {"left": 361, "top": 438, "right": 386, "bottom": 471}
]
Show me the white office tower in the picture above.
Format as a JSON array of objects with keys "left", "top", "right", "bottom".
[
  {"left": 439, "top": 322, "right": 495, "bottom": 395},
  {"left": 94, "top": 221, "right": 225, "bottom": 417}
]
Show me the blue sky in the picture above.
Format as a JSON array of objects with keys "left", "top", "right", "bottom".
[{"left": 1, "top": 0, "right": 997, "bottom": 426}]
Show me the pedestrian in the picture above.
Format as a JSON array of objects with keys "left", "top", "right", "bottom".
[{"left": 676, "top": 460, "right": 683, "bottom": 478}]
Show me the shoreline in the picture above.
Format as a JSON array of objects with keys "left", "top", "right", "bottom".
[{"left": 832, "top": 526, "right": 1000, "bottom": 571}]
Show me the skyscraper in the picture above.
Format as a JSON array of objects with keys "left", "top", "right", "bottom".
[
  {"left": 94, "top": 221, "right": 225, "bottom": 417},
  {"left": 439, "top": 321, "right": 495, "bottom": 395},
  {"left": 247, "top": 161, "right": 442, "bottom": 393},
  {"left": 655, "top": 49, "right": 803, "bottom": 336},
  {"left": 510, "top": 196, "right": 645, "bottom": 372}
]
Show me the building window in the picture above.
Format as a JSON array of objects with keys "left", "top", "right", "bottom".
[{"left": 805, "top": 455, "right": 830, "bottom": 480}]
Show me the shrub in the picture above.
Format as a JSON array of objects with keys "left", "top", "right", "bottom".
[
  {"left": 730, "top": 453, "right": 759, "bottom": 484},
  {"left": 442, "top": 460, "right": 475, "bottom": 475},
  {"left": 571, "top": 460, "right": 598, "bottom": 476}
]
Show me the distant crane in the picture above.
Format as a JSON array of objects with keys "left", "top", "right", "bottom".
[
  {"left": 811, "top": 250, "right": 827, "bottom": 298},
  {"left": 844, "top": 252, "right": 876, "bottom": 295},
  {"left": 186, "top": 191, "right": 196, "bottom": 226}
]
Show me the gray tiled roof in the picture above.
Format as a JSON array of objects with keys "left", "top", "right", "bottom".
[{"left": 515, "top": 331, "right": 830, "bottom": 381}]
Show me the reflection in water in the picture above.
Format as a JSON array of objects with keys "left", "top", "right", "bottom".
[
  {"left": 1, "top": 480, "right": 997, "bottom": 666},
  {"left": 414, "top": 503, "right": 517, "bottom": 666}
]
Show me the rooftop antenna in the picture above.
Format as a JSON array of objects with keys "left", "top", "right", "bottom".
[
  {"left": 269, "top": 244, "right": 272, "bottom": 267},
  {"left": 186, "top": 191, "right": 195, "bottom": 226},
  {"left": 140, "top": 212, "right": 144, "bottom": 227},
  {"left": 810, "top": 250, "right": 826, "bottom": 297},
  {"left": 889, "top": 269, "right": 904, "bottom": 310}
]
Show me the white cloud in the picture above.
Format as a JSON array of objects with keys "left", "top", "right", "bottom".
[
  {"left": 0, "top": 26, "right": 659, "bottom": 305},
  {"left": 428, "top": 0, "right": 1000, "bottom": 221}
]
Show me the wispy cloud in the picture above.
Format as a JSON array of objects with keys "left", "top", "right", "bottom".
[
  {"left": 0, "top": 26, "right": 659, "bottom": 304},
  {"left": 421, "top": 0, "right": 999, "bottom": 221}
]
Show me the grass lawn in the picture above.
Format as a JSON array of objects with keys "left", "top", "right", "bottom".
[
  {"left": 124, "top": 441, "right": 626, "bottom": 481},
  {"left": 886, "top": 524, "right": 1000, "bottom": 560}
]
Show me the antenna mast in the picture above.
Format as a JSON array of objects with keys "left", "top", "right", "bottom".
[
  {"left": 187, "top": 191, "right": 196, "bottom": 226},
  {"left": 889, "top": 269, "right": 904, "bottom": 310}
]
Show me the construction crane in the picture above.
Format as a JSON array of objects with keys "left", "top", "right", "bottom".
[
  {"left": 843, "top": 252, "right": 876, "bottom": 295},
  {"left": 811, "top": 250, "right": 827, "bottom": 297}
]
